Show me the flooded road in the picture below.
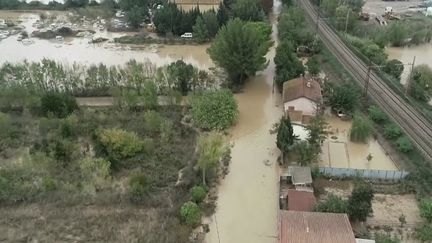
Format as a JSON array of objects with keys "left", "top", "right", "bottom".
[
  {"left": 205, "top": 1, "right": 282, "bottom": 243},
  {"left": 386, "top": 43, "right": 432, "bottom": 85}
]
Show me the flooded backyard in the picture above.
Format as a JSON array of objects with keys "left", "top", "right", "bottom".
[
  {"left": 320, "top": 116, "right": 398, "bottom": 171},
  {"left": 387, "top": 43, "right": 432, "bottom": 85}
]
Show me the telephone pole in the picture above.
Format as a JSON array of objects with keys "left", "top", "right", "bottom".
[
  {"left": 405, "top": 56, "right": 416, "bottom": 96},
  {"left": 364, "top": 66, "right": 372, "bottom": 96}
]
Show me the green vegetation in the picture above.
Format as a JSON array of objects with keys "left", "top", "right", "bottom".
[
  {"left": 420, "top": 198, "right": 432, "bottom": 223},
  {"left": 208, "top": 18, "right": 272, "bottom": 86},
  {"left": 276, "top": 116, "right": 297, "bottom": 156},
  {"left": 41, "top": 92, "right": 79, "bottom": 118},
  {"left": 129, "top": 173, "right": 149, "bottom": 202},
  {"left": 396, "top": 136, "right": 413, "bottom": 153},
  {"left": 191, "top": 90, "right": 238, "bottom": 130},
  {"left": 191, "top": 185, "right": 207, "bottom": 203},
  {"left": 368, "top": 105, "right": 387, "bottom": 124},
  {"left": 196, "top": 132, "right": 226, "bottom": 186},
  {"left": 350, "top": 113, "right": 372, "bottom": 143},
  {"left": 274, "top": 40, "right": 305, "bottom": 89},
  {"left": 180, "top": 201, "right": 202, "bottom": 226},
  {"left": 375, "top": 233, "right": 401, "bottom": 243},
  {"left": 409, "top": 65, "right": 432, "bottom": 102},
  {"left": 232, "top": 0, "right": 265, "bottom": 21},
  {"left": 315, "top": 194, "right": 348, "bottom": 214},
  {"left": 383, "top": 123, "right": 402, "bottom": 140},
  {"left": 383, "top": 59, "right": 404, "bottom": 82},
  {"left": 348, "top": 181, "right": 374, "bottom": 222},
  {"left": 324, "top": 83, "right": 359, "bottom": 115},
  {"left": 416, "top": 223, "right": 432, "bottom": 242}
]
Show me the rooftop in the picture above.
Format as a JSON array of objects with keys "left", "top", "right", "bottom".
[
  {"left": 282, "top": 77, "right": 322, "bottom": 104},
  {"left": 287, "top": 190, "right": 316, "bottom": 212},
  {"left": 279, "top": 211, "right": 356, "bottom": 243},
  {"left": 289, "top": 166, "right": 312, "bottom": 185}
]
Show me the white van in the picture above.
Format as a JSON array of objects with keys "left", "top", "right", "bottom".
[{"left": 181, "top": 32, "right": 193, "bottom": 38}]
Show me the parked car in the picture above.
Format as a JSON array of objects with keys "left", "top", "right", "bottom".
[{"left": 181, "top": 32, "right": 193, "bottom": 38}]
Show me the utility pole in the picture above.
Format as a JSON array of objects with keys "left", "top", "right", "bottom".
[
  {"left": 364, "top": 66, "right": 372, "bottom": 96},
  {"left": 344, "top": 9, "right": 350, "bottom": 35},
  {"left": 316, "top": 0, "right": 321, "bottom": 34},
  {"left": 405, "top": 56, "right": 416, "bottom": 96}
]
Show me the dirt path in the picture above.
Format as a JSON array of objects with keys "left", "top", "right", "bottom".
[{"left": 204, "top": 1, "right": 282, "bottom": 242}]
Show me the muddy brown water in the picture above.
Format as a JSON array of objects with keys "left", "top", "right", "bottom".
[{"left": 386, "top": 43, "right": 432, "bottom": 85}]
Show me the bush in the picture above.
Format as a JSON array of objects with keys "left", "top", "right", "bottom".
[
  {"left": 417, "top": 223, "right": 432, "bottom": 242},
  {"left": 396, "top": 136, "right": 412, "bottom": 153},
  {"left": 129, "top": 174, "right": 149, "bottom": 202},
  {"left": 375, "top": 233, "right": 401, "bottom": 243},
  {"left": 191, "top": 186, "right": 207, "bottom": 203},
  {"left": 78, "top": 157, "right": 111, "bottom": 188},
  {"left": 191, "top": 90, "right": 238, "bottom": 130},
  {"left": 384, "top": 123, "right": 402, "bottom": 140},
  {"left": 348, "top": 181, "right": 374, "bottom": 222},
  {"left": 97, "top": 128, "right": 145, "bottom": 162},
  {"left": 368, "top": 105, "right": 387, "bottom": 124},
  {"left": 420, "top": 198, "right": 432, "bottom": 223},
  {"left": 350, "top": 114, "right": 372, "bottom": 143},
  {"left": 315, "top": 194, "right": 348, "bottom": 213},
  {"left": 41, "top": 92, "right": 78, "bottom": 118},
  {"left": 180, "top": 201, "right": 202, "bottom": 226},
  {"left": 325, "top": 83, "right": 359, "bottom": 115},
  {"left": 144, "top": 110, "right": 162, "bottom": 133}
]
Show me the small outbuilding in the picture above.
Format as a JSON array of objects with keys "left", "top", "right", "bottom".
[
  {"left": 282, "top": 77, "right": 322, "bottom": 124},
  {"left": 286, "top": 189, "right": 316, "bottom": 212}
]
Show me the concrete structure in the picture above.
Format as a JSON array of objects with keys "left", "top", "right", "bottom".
[
  {"left": 282, "top": 77, "right": 322, "bottom": 124},
  {"left": 279, "top": 211, "right": 356, "bottom": 243}
]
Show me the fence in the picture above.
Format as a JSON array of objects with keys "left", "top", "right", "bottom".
[{"left": 319, "top": 167, "right": 409, "bottom": 180}]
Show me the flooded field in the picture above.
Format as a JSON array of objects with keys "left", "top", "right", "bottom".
[
  {"left": 320, "top": 116, "right": 398, "bottom": 170},
  {"left": 387, "top": 43, "right": 432, "bottom": 85}
]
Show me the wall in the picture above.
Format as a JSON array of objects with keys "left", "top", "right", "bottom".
[
  {"left": 319, "top": 167, "right": 409, "bottom": 180},
  {"left": 284, "top": 97, "right": 316, "bottom": 116}
]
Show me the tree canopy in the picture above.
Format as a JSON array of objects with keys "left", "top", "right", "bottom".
[
  {"left": 276, "top": 116, "right": 297, "bottom": 154},
  {"left": 348, "top": 181, "right": 374, "bottom": 222}
]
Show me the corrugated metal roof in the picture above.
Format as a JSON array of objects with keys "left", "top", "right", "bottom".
[
  {"left": 279, "top": 211, "right": 356, "bottom": 243},
  {"left": 290, "top": 166, "right": 312, "bottom": 185}
]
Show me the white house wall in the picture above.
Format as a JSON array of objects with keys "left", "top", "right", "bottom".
[{"left": 284, "top": 97, "right": 316, "bottom": 115}]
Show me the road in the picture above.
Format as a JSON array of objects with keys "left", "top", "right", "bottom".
[{"left": 298, "top": 0, "right": 432, "bottom": 162}]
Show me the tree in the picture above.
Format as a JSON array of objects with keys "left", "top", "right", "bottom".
[
  {"left": 420, "top": 198, "right": 432, "bottom": 223},
  {"left": 193, "top": 16, "right": 209, "bottom": 43},
  {"left": 325, "top": 83, "right": 359, "bottom": 115},
  {"left": 142, "top": 81, "right": 158, "bottom": 109},
  {"left": 399, "top": 214, "right": 406, "bottom": 227},
  {"left": 208, "top": 18, "right": 271, "bottom": 86},
  {"left": 350, "top": 113, "right": 372, "bottom": 143},
  {"left": 191, "top": 90, "right": 238, "bottom": 130},
  {"left": 65, "top": 0, "right": 89, "bottom": 8},
  {"left": 396, "top": 136, "right": 412, "bottom": 153},
  {"left": 126, "top": 6, "right": 146, "bottom": 28},
  {"left": 307, "top": 56, "right": 320, "bottom": 76},
  {"left": 384, "top": 123, "right": 402, "bottom": 140},
  {"left": 295, "top": 141, "right": 319, "bottom": 166},
  {"left": 335, "top": 5, "right": 356, "bottom": 32},
  {"left": 153, "top": 3, "right": 182, "bottom": 35},
  {"left": 348, "top": 181, "right": 374, "bottom": 222},
  {"left": 196, "top": 132, "right": 225, "bottom": 186},
  {"left": 245, "top": 21, "right": 272, "bottom": 43},
  {"left": 191, "top": 185, "right": 207, "bottom": 203},
  {"left": 232, "top": 0, "right": 264, "bottom": 21},
  {"left": 387, "top": 22, "right": 408, "bottom": 47},
  {"left": 129, "top": 174, "right": 149, "bottom": 202},
  {"left": 315, "top": 194, "right": 348, "bottom": 213},
  {"left": 410, "top": 65, "right": 432, "bottom": 102},
  {"left": 274, "top": 40, "right": 305, "bottom": 89},
  {"left": 180, "top": 201, "right": 202, "bottom": 226},
  {"left": 276, "top": 116, "right": 297, "bottom": 155},
  {"left": 203, "top": 11, "right": 219, "bottom": 38},
  {"left": 41, "top": 92, "right": 78, "bottom": 118},
  {"left": 307, "top": 115, "right": 328, "bottom": 149},
  {"left": 167, "top": 60, "right": 195, "bottom": 95},
  {"left": 384, "top": 59, "right": 404, "bottom": 81},
  {"left": 321, "top": 0, "right": 338, "bottom": 16},
  {"left": 217, "top": 3, "right": 229, "bottom": 26},
  {"left": 368, "top": 105, "right": 387, "bottom": 124}
]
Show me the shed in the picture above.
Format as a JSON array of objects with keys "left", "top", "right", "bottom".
[
  {"left": 287, "top": 189, "right": 316, "bottom": 212},
  {"left": 290, "top": 166, "right": 313, "bottom": 187},
  {"left": 279, "top": 211, "right": 356, "bottom": 243}
]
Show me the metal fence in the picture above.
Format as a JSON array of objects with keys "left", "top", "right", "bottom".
[{"left": 319, "top": 167, "right": 409, "bottom": 180}]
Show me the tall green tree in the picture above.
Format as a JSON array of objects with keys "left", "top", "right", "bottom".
[
  {"left": 208, "top": 18, "right": 271, "bottom": 86},
  {"left": 348, "top": 181, "right": 374, "bottom": 222},
  {"left": 217, "top": 3, "right": 229, "bottom": 26},
  {"left": 203, "top": 10, "right": 219, "bottom": 38},
  {"left": 384, "top": 59, "right": 404, "bottom": 81},
  {"left": 197, "top": 132, "right": 225, "bottom": 186},
  {"left": 276, "top": 116, "right": 297, "bottom": 155},
  {"left": 274, "top": 40, "right": 305, "bottom": 89},
  {"left": 193, "top": 16, "right": 209, "bottom": 43},
  {"left": 325, "top": 83, "right": 359, "bottom": 115},
  {"left": 307, "top": 115, "right": 328, "bottom": 150},
  {"left": 167, "top": 60, "right": 195, "bottom": 95},
  {"left": 350, "top": 113, "right": 372, "bottom": 143},
  {"left": 232, "top": 0, "right": 264, "bottom": 21},
  {"left": 295, "top": 141, "right": 319, "bottom": 166},
  {"left": 387, "top": 22, "right": 408, "bottom": 47}
]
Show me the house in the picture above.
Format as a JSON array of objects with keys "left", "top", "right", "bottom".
[
  {"left": 286, "top": 189, "right": 316, "bottom": 212},
  {"left": 170, "top": 0, "right": 220, "bottom": 12},
  {"left": 282, "top": 166, "right": 312, "bottom": 188},
  {"left": 282, "top": 77, "right": 322, "bottom": 124},
  {"left": 279, "top": 211, "right": 356, "bottom": 243}
]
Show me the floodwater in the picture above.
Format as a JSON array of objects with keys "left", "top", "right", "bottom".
[
  {"left": 205, "top": 1, "right": 282, "bottom": 243},
  {"left": 0, "top": 11, "right": 212, "bottom": 69},
  {"left": 386, "top": 43, "right": 432, "bottom": 85},
  {"left": 320, "top": 116, "right": 398, "bottom": 170}
]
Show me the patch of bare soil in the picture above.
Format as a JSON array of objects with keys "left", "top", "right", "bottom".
[
  {"left": 314, "top": 177, "right": 353, "bottom": 199},
  {"left": 0, "top": 204, "right": 189, "bottom": 243}
]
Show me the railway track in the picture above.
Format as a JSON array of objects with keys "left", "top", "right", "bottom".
[{"left": 298, "top": 0, "right": 432, "bottom": 162}]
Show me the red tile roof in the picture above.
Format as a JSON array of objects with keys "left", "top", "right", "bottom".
[
  {"left": 287, "top": 190, "right": 316, "bottom": 212},
  {"left": 279, "top": 211, "right": 356, "bottom": 243},
  {"left": 282, "top": 77, "right": 322, "bottom": 103}
]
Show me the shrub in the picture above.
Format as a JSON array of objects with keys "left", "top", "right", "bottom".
[
  {"left": 396, "top": 136, "right": 412, "bottom": 153},
  {"left": 325, "top": 83, "right": 359, "bottom": 115},
  {"left": 180, "top": 201, "right": 202, "bottom": 226},
  {"left": 129, "top": 174, "right": 149, "bottom": 202},
  {"left": 420, "top": 198, "right": 432, "bottom": 223},
  {"left": 144, "top": 110, "right": 162, "bottom": 132},
  {"left": 350, "top": 113, "right": 372, "bottom": 143},
  {"left": 348, "top": 182, "right": 374, "bottom": 222},
  {"left": 41, "top": 92, "right": 78, "bottom": 118},
  {"left": 417, "top": 223, "right": 432, "bottom": 242},
  {"left": 79, "top": 157, "right": 111, "bottom": 188},
  {"left": 97, "top": 128, "right": 144, "bottom": 161},
  {"left": 375, "top": 233, "right": 401, "bottom": 243},
  {"left": 368, "top": 105, "right": 387, "bottom": 124},
  {"left": 191, "top": 185, "right": 207, "bottom": 203},
  {"left": 315, "top": 194, "right": 348, "bottom": 213},
  {"left": 384, "top": 123, "right": 402, "bottom": 140},
  {"left": 191, "top": 90, "right": 238, "bottom": 130}
]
